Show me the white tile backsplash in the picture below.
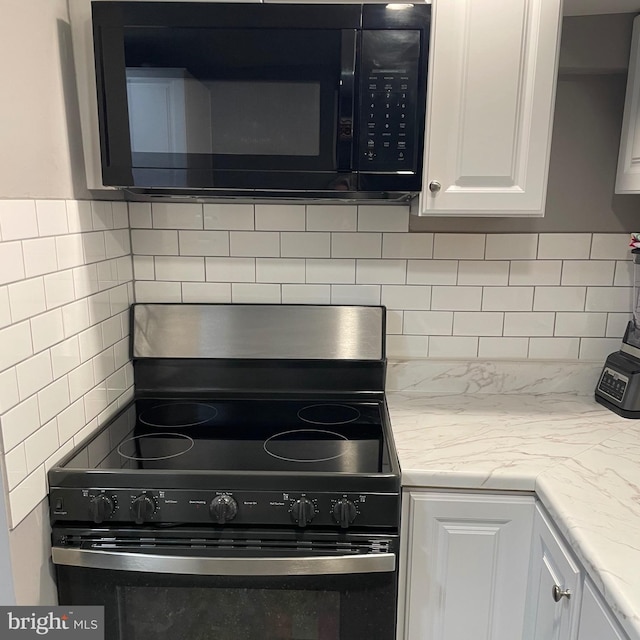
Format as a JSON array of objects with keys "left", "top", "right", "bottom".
[
  {"left": 8, "top": 278, "right": 46, "bottom": 322},
  {"left": 357, "top": 205, "right": 409, "bottom": 232},
  {"left": 485, "top": 234, "right": 537, "bottom": 260},
  {"left": 381, "top": 285, "right": 431, "bottom": 310},
  {"left": 433, "top": 234, "right": 485, "bottom": 260},
  {"left": 533, "top": 286, "right": 586, "bottom": 312},
  {"left": 281, "top": 232, "right": 330, "bottom": 258},
  {"left": 561, "top": 260, "right": 615, "bottom": 286},
  {"left": 307, "top": 205, "right": 357, "bottom": 232},
  {"left": 255, "top": 205, "right": 305, "bottom": 231},
  {"left": 382, "top": 233, "right": 433, "bottom": 259},
  {"left": 151, "top": 202, "right": 203, "bottom": 229},
  {"left": 0, "top": 200, "right": 38, "bottom": 241},
  {"left": 178, "top": 230, "right": 229, "bottom": 256},
  {"left": 35, "top": 200, "right": 69, "bottom": 237},
  {"left": 537, "top": 233, "right": 591, "bottom": 259},
  {"left": 204, "top": 203, "right": 254, "bottom": 230},
  {"left": 22, "top": 238, "right": 58, "bottom": 277},
  {"left": 457, "top": 261, "right": 509, "bottom": 286},
  {"left": 0, "top": 241, "right": 26, "bottom": 285},
  {"left": 331, "top": 233, "right": 381, "bottom": 258},
  {"left": 407, "top": 260, "right": 457, "bottom": 285},
  {"left": 229, "top": 231, "right": 280, "bottom": 257}
]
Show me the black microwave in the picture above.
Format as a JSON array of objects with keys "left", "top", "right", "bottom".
[{"left": 92, "top": 1, "right": 431, "bottom": 201}]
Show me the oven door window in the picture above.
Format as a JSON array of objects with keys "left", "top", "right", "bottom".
[
  {"left": 56, "top": 566, "right": 397, "bottom": 640},
  {"left": 122, "top": 28, "right": 341, "bottom": 173}
]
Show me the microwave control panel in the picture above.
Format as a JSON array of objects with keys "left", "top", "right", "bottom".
[{"left": 358, "top": 30, "right": 422, "bottom": 173}]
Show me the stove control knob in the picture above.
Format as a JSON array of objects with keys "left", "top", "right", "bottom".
[
  {"left": 332, "top": 499, "right": 357, "bottom": 529},
  {"left": 130, "top": 494, "right": 155, "bottom": 525},
  {"left": 89, "top": 494, "right": 115, "bottom": 524},
  {"left": 291, "top": 498, "right": 316, "bottom": 528},
  {"left": 210, "top": 494, "right": 238, "bottom": 524}
]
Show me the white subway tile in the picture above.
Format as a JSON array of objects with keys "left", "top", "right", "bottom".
[
  {"left": 281, "top": 284, "right": 331, "bottom": 304},
  {"left": 387, "top": 335, "right": 429, "bottom": 358},
  {"left": 57, "top": 399, "right": 86, "bottom": 445},
  {"left": 306, "top": 259, "right": 355, "bottom": 284},
  {"left": 255, "top": 205, "right": 305, "bottom": 231},
  {"left": 131, "top": 229, "right": 179, "bottom": 255},
  {"left": 281, "top": 232, "right": 330, "bottom": 258},
  {"left": 155, "top": 256, "right": 205, "bottom": 281},
  {"left": 256, "top": 258, "right": 305, "bottom": 283},
  {"left": 91, "top": 201, "right": 114, "bottom": 230},
  {"left": 82, "top": 231, "right": 107, "bottom": 263},
  {"left": 554, "top": 312, "right": 607, "bottom": 337},
  {"left": 79, "top": 325, "right": 104, "bottom": 362},
  {"left": 0, "top": 321, "right": 33, "bottom": 372},
  {"left": 73, "top": 264, "right": 99, "bottom": 298},
  {"left": 331, "top": 233, "right": 381, "bottom": 258},
  {"left": 87, "top": 291, "right": 111, "bottom": 326},
  {"left": 116, "top": 256, "right": 133, "bottom": 283},
  {"left": 381, "top": 285, "right": 431, "bottom": 310},
  {"left": 134, "top": 281, "right": 182, "bottom": 302},
  {"left": 1, "top": 396, "right": 40, "bottom": 452},
  {"left": 107, "top": 368, "right": 128, "bottom": 405},
  {"left": 356, "top": 259, "right": 406, "bottom": 284},
  {"left": 85, "top": 383, "right": 108, "bottom": 423},
  {"left": 478, "top": 337, "right": 529, "bottom": 359},
  {"left": 0, "top": 241, "right": 25, "bottom": 285},
  {"left": 382, "top": 233, "right": 433, "bottom": 259},
  {"left": 614, "top": 261, "right": 633, "bottom": 286},
  {"left": 35, "top": 200, "right": 68, "bottom": 236},
  {"left": 537, "top": 233, "right": 591, "bottom": 259},
  {"left": 457, "top": 261, "right": 509, "bottom": 286},
  {"left": 24, "top": 418, "right": 59, "bottom": 473},
  {"left": 56, "top": 234, "right": 85, "bottom": 270},
  {"left": 112, "top": 202, "right": 129, "bottom": 229},
  {"left": 182, "top": 282, "right": 232, "bottom": 303},
  {"left": 16, "top": 352, "right": 53, "bottom": 400},
  {"left": 65, "top": 200, "right": 93, "bottom": 233},
  {"left": 231, "top": 283, "right": 281, "bottom": 303},
  {"left": 0, "top": 369, "right": 19, "bottom": 413},
  {"left": 96, "top": 259, "right": 118, "bottom": 291},
  {"left": 453, "top": 312, "right": 503, "bottom": 336},
  {"left": 528, "top": 338, "right": 580, "bottom": 360},
  {"left": 509, "top": 261, "right": 561, "bottom": 285},
  {"left": 73, "top": 419, "right": 98, "bottom": 449},
  {"left": 133, "top": 256, "right": 155, "bottom": 280},
  {"left": 152, "top": 202, "right": 203, "bottom": 229},
  {"left": 4, "top": 444, "right": 27, "bottom": 490},
  {"left": 503, "top": 312, "right": 555, "bottom": 336},
  {"left": 105, "top": 229, "right": 130, "bottom": 259},
  {"left": 606, "top": 313, "right": 631, "bottom": 338},
  {"left": 62, "top": 299, "right": 90, "bottom": 338},
  {"left": 407, "top": 260, "right": 457, "bottom": 285},
  {"left": 485, "top": 234, "right": 537, "bottom": 260},
  {"left": 330, "top": 285, "right": 380, "bottom": 305},
  {"left": 109, "top": 285, "right": 129, "bottom": 315},
  {"left": 591, "top": 234, "right": 630, "bottom": 260},
  {"left": 433, "top": 234, "right": 485, "bottom": 260},
  {"left": 46, "top": 440, "right": 75, "bottom": 474},
  {"left": 93, "top": 349, "right": 116, "bottom": 383},
  {"left": 9, "top": 465, "right": 47, "bottom": 528},
  {"left": 0, "top": 287, "right": 10, "bottom": 328},
  {"left": 230, "top": 231, "right": 280, "bottom": 257},
  {"left": 44, "top": 270, "right": 75, "bottom": 309},
  {"left": 114, "top": 338, "right": 129, "bottom": 369},
  {"left": 0, "top": 200, "right": 38, "bottom": 240},
  {"left": 429, "top": 336, "right": 479, "bottom": 358},
  {"left": 306, "top": 205, "right": 357, "bottom": 231},
  {"left": 101, "top": 316, "right": 123, "bottom": 348},
  {"left": 205, "top": 257, "right": 255, "bottom": 282},
  {"left": 561, "top": 261, "right": 615, "bottom": 286},
  {"left": 585, "top": 287, "right": 633, "bottom": 312},
  {"left": 579, "top": 338, "right": 622, "bottom": 361},
  {"left": 51, "top": 336, "right": 80, "bottom": 379},
  {"left": 128, "top": 203, "right": 152, "bottom": 228},
  {"left": 204, "top": 204, "right": 254, "bottom": 230},
  {"left": 357, "top": 205, "right": 409, "bottom": 232},
  {"left": 386, "top": 309, "right": 403, "bottom": 334},
  {"left": 179, "top": 230, "right": 229, "bottom": 256},
  {"left": 68, "top": 360, "right": 95, "bottom": 402},
  {"left": 403, "top": 311, "right": 453, "bottom": 335},
  {"left": 482, "top": 287, "right": 533, "bottom": 311},
  {"left": 533, "top": 286, "right": 586, "bottom": 312},
  {"left": 30, "top": 309, "right": 64, "bottom": 353},
  {"left": 8, "top": 277, "right": 46, "bottom": 321},
  {"left": 431, "top": 286, "right": 482, "bottom": 311}
]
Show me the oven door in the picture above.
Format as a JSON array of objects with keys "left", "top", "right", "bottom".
[{"left": 52, "top": 529, "right": 398, "bottom": 640}]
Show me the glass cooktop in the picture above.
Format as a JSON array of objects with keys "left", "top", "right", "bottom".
[{"left": 61, "top": 398, "right": 388, "bottom": 474}]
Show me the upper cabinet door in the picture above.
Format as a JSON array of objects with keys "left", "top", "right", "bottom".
[{"left": 419, "top": 0, "right": 562, "bottom": 217}]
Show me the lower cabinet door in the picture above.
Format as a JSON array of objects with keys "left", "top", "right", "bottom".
[
  {"left": 577, "top": 580, "right": 629, "bottom": 640},
  {"left": 523, "top": 504, "right": 581, "bottom": 640},
  {"left": 398, "top": 490, "right": 535, "bottom": 640}
]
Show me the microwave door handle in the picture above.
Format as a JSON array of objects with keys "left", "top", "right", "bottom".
[
  {"left": 336, "top": 29, "right": 357, "bottom": 171},
  {"left": 52, "top": 547, "right": 395, "bottom": 576}
]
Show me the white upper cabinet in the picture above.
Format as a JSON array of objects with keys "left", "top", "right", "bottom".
[
  {"left": 616, "top": 16, "right": 640, "bottom": 193},
  {"left": 418, "top": 0, "right": 563, "bottom": 216}
]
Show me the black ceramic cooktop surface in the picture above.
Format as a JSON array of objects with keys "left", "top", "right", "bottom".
[{"left": 62, "top": 398, "right": 388, "bottom": 474}]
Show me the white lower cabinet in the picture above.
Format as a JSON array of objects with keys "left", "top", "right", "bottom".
[
  {"left": 577, "top": 580, "right": 629, "bottom": 640},
  {"left": 398, "top": 490, "right": 535, "bottom": 640}
]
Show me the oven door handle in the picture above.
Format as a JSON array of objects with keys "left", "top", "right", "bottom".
[{"left": 51, "top": 547, "right": 395, "bottom": 576}]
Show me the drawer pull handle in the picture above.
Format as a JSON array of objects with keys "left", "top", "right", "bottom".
[{"left": 552, "top": 585, "right": 571, "bottom": 602}]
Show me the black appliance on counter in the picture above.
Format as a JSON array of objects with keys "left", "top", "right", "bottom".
[
  {"left": 91, "top": 2, "right": 431, "bottom": 201},
  {"left": 49, "top": 304, "right": 401, "bottom": 640}
]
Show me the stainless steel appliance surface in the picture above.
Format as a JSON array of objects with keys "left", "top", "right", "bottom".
[{"left": 49, "top": 304, "right": 401, "bottom": 640}]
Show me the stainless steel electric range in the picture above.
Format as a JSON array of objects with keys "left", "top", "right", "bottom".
[{"left": 49, "top": 304, "right": 400, "bottom": 640}]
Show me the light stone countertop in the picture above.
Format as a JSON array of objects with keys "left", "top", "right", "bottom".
[{"left": 387, "top": 391, "right": 640, "bottom": 640}]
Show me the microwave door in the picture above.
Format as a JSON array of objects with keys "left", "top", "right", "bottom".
[{"left": 336, "top": 29, "right": 357, "bottom": 174}]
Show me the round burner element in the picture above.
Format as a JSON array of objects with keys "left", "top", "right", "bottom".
[
  {"left": 264, "top": 428, "right": 349, "bottom": 463},
  {"left": 139, "top": 402, "right": 218, "bottom": 428},
  {"left": 117, "top": 433, "right": 195, "bottom": 461},
  {"left": 297, "top": 403, "right": 360, "bottom": 425}
]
